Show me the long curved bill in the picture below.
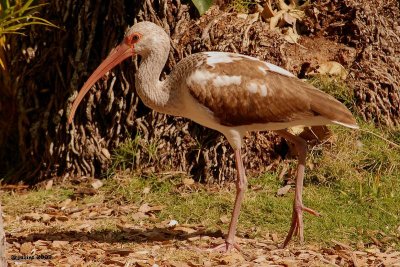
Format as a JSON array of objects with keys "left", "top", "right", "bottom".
[{"left": 68, "top": 42, "right": 135, "bottom": 124}]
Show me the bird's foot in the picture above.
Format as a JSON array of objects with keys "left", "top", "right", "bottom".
[
  {"left": 207, "top": 241, "right": 241, "bottom": 253},
  {"left": 281, "top": 204, "right": 321, "bottom": 248}
]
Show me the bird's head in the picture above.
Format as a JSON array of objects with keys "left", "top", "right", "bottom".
[
  {"left": 124, "top": 21, "right": 169, "bottom": 56},
  {"left": 67, "top": 21, "right": 168, "bottom": 124}
]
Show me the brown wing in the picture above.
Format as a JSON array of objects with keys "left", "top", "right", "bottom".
[{"left": 187, "top": 53, "right": 356, "bottom": 127}]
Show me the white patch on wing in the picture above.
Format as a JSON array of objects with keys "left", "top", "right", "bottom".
[
  {"left": 204, "top": 52, "right": 242, "bottom": 67},
  {"left": 247, "top": 82, "right": 258, "bottom": 94},
  {"left": 213, "top": 75, "right": 242, "bottom": 87},
  {"left": 265, "top": 62, "right": 296, "bottom": 77},
  {"left": 187, "top": 70, "right": 215, "bottom": 88},
  {"left": 247, "top": 82, "right": 268, "bottom": 96},
  {"left": 187, "top": 69, "right": 242, "bottom": 88},
  {"left": 258, "top": 66, "right": 267, "bottom": 75},
  {"left": 259, "top": 84, "right": 268, "bottom": 97}
]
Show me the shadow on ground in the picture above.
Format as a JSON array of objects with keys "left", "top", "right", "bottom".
[{"left": 6, "top": 227, "right": 225, "bottom": 244}]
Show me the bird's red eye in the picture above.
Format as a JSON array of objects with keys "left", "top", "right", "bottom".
[{"left": 126, "top": 33, "right": 141, "bottom": 45}]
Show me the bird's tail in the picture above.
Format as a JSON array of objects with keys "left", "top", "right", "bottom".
[{"left": 304, "top": 85, "right": 358, "bottom": 129}]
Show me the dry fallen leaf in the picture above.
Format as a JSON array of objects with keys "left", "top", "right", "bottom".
[
  {"left": 271, "top": 233, "right": 279, "bottom": 242},
  {"left": 236, "top": 13, "right": 248, "bottom": 20},
  {"left": 182, "top": 178, "right": 195, "bottom": 186},
  {"left": 91, "top": 179, "right": 103, "bottom": 189},
  {"left": 45, "top": 179, "right": 53, "bottom": 190},
  {"left": 60, "top": 198, "right": 72, "bottom": 209},
  {"left": 132, "top": 212, "right": 147, "bottom": 220},
  {"left": 101, "top": 148, "right": 111, "bottom": 159},
  {"left": 219, "top": 252, "right": 245, "bottom": 265},
  {"left": 75, "top": 223, "right": 93, "bottom": 232},
  {"left": 41, "top": 213, "right": 52, "bottom": 222},
  {"left": 278, "top": 0, "right": 294, "bottom": 11},
  {"left": 56, "top": 215, "right": 69, "bottom": 221},
  {"left": 280, "top": 12, "right": 297, "bottom": 27},
  {"left": 270, "top": 10, "right": 287, "bottom": 30},
  {"left": 138, "top": 203, "right": 165, "bottom": 214},
  {"left": 254, "top": 255, "right": 267, "bottom": 263},
  {"left": 20, "top": 242, "right": 33, "bottom": 254},
  {"left": 284, "top": 27, "right": 301, "bottom": 43},
  {"left": 261, "top": 0, "right": 275, "bottom": 20},
  {"left": 52, "top": 240, "right": 69, "bottom": 249},
  {"left": 280, "top": 258, "right": 298, "bottom": 267},
  {"left": 139, "top": 203, "right": 152, "bottom": 213},
  {"left": 22, "top": 212, "right": 42, "bottom": 221},
  {"left": 219, "top": 215, "right": 230, "bottom": 224},
  {"left": 143, "top": 186, "right": 151, "bottom": 194},
  {"left": 277, "top": 185, "right": 292, "bottom": 196},
  {"left": 314, "top": 61, "right": 348, "bottom": 79},
  {"left": 105, "top": 249, "right": 133, "bottom": 256}
]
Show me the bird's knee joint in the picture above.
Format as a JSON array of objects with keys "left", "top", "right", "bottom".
[
  {"left": 294, "top": 202, "right": 303, "bottom": 213},
  {"left": 294, "top": 139, "right": 307, "bottom": 155}
]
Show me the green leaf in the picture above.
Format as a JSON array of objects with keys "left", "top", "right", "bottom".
[
  {"left": 191, "top": 0, "right": 212, "bottom": 15},
  {"left": 0, "top": 0, "right": 10, "bottom": 10},
  {"left": 0, "top": 1, "right": 57, "bottom": 38}
]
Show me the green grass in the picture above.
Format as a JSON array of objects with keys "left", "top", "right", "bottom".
[
  {"left": 309, "top": 76, "right": 356, "bottom": 109},
  {"left": 1, "top": 188, "right": 73, "bottom": 216},
  {"left": 229, "top": 0, "right": 256, "bottom": 13},
  {"left": 97, "top": 160, "right": 399, "bottom": 248}
]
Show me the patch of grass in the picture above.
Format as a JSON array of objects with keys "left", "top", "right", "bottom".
[
  {"left": 308, "top": 121, "right": 400, "bottom": 196},
  {"left": 108, "top": 133, "right": 161, "bottom": 178},
  {"left": 1, "top": 187, "right": 72, "bottom": 215},
  {"left": 309, "top": 76, "right": 356, "bottom": 109},
  {"left": 229, "top": 0, "right": 256, "bottom": 13},
  {"left": 98, "top": 136, "right": 400, "bottom": 248},
  {"left": 108, "top": 133, "right": 142, "bottom": 177}
]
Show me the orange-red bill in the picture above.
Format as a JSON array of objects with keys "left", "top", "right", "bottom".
[{"left": 68, "top": 42, "right": 135, "bottom": 124}]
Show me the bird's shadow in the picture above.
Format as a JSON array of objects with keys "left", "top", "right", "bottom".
[{"left": 6, "top": 227, "right": 225, "bottom": 244}]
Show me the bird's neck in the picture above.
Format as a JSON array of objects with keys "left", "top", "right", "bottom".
[{"left": 135, "top": 47, "right": 178, "bottom": 114}]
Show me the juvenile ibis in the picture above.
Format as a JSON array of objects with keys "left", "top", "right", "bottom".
[{"left": 68, "top": 21, "right": 358, "bottom": 251}]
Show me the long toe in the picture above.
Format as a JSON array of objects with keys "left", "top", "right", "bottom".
[
  {"left": 282, "top": 214, "right": 298, "bottom": 248},
  {"left": 282, "top": 204, "right": 320, "bottom": 248},
  {"left": 207, "top": 241, "right": 241, "bottom": 253},
  {"left": 303, "top": 206, "right": 321, "bottom": 217}
]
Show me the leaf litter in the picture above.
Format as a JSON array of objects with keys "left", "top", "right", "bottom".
[{"left": 2, "top": 179, "right": 400, "bottom": 266}]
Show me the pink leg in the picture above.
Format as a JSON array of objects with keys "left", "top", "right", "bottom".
[
  {"left": 213, "top": 149, "right": 247, "bottom": 252},
  {"left": 275, "top": 130, "right": 320, "bottom": 248}
]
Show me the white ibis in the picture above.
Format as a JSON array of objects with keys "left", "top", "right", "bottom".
[{"left": 68, "top": 21, "right": 358, "bottom": 251}]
